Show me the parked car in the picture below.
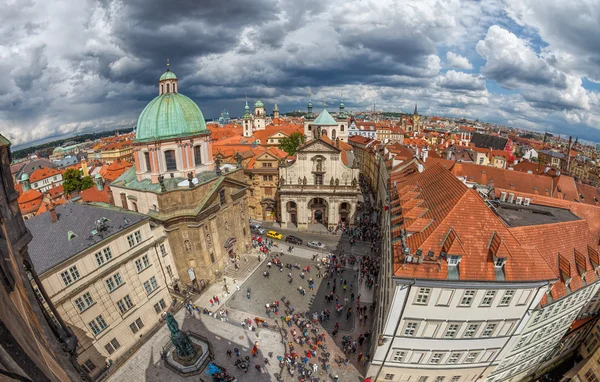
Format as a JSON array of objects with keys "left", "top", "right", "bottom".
[
  {"left": 266, "top": 230, "right": 283, "bottom": 240},
  {"left": 307, "top": 241, "right": 326, "bottom": 249},
  {"left": 285, "top": 235, "right": 303, "bottom": 245},
  {"left": 250, "top": 223, "right": 265, "bottom": 235}
]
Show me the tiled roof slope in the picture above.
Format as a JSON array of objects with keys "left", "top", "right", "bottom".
[{"left": 391, "top": 164, "right": 556, "bottom": 282}]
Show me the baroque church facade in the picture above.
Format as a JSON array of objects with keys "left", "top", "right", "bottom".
[
  {"left": 111, "top": 63, "right": 251, "bottom": 288},
  {"left": 242, "top": 98, "right": 267, "bottom": 137},
  {"left": 278, "top": 136, "right": 360, "bottom": 229}
]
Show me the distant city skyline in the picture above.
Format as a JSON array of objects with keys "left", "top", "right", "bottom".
[{"left": 2, "top": 0, "right": 600, "bottom": 146}]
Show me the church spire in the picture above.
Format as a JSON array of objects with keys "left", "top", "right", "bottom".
[
  {"left": 413, "top": 103, "right": 418, "bottom": 115},
  {"left": 308, "top": 89, "right": 313, "bottom": 115}
]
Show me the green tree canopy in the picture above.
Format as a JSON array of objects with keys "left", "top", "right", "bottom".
[
  {"left": 63, "top": 168, "right": 94, "bottom": 194},
  {"left": 279, "top": 132, "right": 306, "bottom": 156}
]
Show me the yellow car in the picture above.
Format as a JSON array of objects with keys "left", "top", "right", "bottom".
[{"left": 266, "top": 230, "right": 283, "bottom": 240}]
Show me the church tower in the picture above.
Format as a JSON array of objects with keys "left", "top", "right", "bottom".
[
  {"left": 412, "top": 103, "right": 421, "bottom": 132},
  {"left": 273, "top": 103, "right": 280, "bottom": 119},
  {"left": 307, "top": 90, "right": 313, "bottom": 117},
  {"left": 242, "top": 98, "right": 253, "bottom": 137},
  {"left": 339, "top": 93, "right": 346, "bottom": 119},
  {"left": 253, "top": 99, "right": 266, "bottom": 131}
]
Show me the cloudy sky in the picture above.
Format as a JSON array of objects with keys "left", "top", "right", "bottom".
[{"left": 2, "top": 0, "right": 600, "bottom": 148}]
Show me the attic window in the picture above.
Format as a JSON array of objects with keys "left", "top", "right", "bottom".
[
  {"left": 580, "top": 194, "right": 584, "bottom": 200},
  {"left": 494, "top": 258, "right": 506, "bottom": 268},
  {"left": 67, "top": 231, "right": 77, "bottom": 241},
  {"left": 447, "top": 255, "right": 461, "bottom": 266}
]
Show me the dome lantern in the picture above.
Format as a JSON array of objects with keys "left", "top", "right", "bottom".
[{"left": 158, "top": 58, "right": 178, "bottom": 95}]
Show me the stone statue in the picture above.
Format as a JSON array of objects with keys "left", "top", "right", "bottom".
[
  {"left": 187, "top": 172, "right": 194, "bottom": 188},
  {"left": 166, "top": 313, "right": 196, "bottom": 360},
  {"left": 335, "top": 178, "right": 339, "bottom": 186},
  {"left": 158, "top": 175, "right": 167, "bottom": 192},
  {"left": 330, "top": 177, "right": 334, "bottom": 186},
  {"left": 215, "top": 156, "right": 222, "bottom": 175},
  {"left": 352, "top": 177, "right": 357, "bottom": 186},
  {"left": 303, "top": 176, "right": 307, "bottom": 185},
  {"left": 280, "top": 177, "right": 285, "bottom": 185}
]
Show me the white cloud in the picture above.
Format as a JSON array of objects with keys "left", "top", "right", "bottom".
[
  {"left": 446, "top": 51, "right": 472, "bottom": 69},
  {"left": 438, "top": 70, "right": 485, "bottom": 91}
]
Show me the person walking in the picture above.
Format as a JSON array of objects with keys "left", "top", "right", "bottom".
[{"left": 234, "top": 347, "right": 240, "bottom": 357}]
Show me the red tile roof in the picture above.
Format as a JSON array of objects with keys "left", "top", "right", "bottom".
[
  {"left": 29, "top": 167, "right": 61, "bottom": 183},
  {"left": 99, "top": 159, "right": 133, "bottom": 182},
  {"left": 17, "top": 189, "right": 43, "bottom": 214}
]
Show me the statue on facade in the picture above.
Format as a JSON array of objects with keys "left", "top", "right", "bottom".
[
  {"left": 187, "top": 172, "right": 194, "bottom": 188},
  {"left": 335, "top": 178, "right": 339, "bottom": 186},
  {"left": 158, "top": 175, "right": 167, "bottom": 192},
  {"left": 352, "top": 177, "right": 357, "bottom": 186},
  {"left": 330, "top": 177, "right": 334, "bottom": 186},
  {"left": 279, "top": 177, "right": 285, "bottom": 185},
  {"left": 166, "top": 313, "right": 196, "bottom": 361},
  {"left": 298, "top": 177, "right": 302, "bottom": 185},
  {"left": 303, "top": 176, "right": 307, "bottom": 185},
  {"left": 215, "top": 156, "right": 222, "bottom": 175}
]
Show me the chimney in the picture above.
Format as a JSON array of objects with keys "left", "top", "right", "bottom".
[
  {"left": 49, "top": 204, "right": 58, "bottom": 223},
  {"left": 107, "top": 186, "right": 115, "bottom": 206}
]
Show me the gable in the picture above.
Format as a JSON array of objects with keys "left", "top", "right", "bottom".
[{"left": 298, "top": 139, "right": 340, "bottom": 153}]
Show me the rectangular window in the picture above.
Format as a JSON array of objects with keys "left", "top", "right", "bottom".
[
  {"left": 82, "top": 360, "right": 96, "bottom": 373},
  {"left": 499, "top": 290, "right": 515, "bottom": 306},
  {"left": 384, "top": 375, "right": 395, "bottom": 381},
  {"left": 392, "top": 350, "right": 405, "bottom": 362},
  {"left": 415, "top": 288, "right": 431, "bottom": 305},
  {"left": 463, "top": 324, "right": 479, "bottom": 338},
  {"left": 144, "top": 152, "right": 151, "bottom": 171},
  {"left": 448, "top": 353, "right": 463, "bottom": 364},
  {"left": 586, "top": 370, "right": 599, "bottom": 382},
  {"left": 481, "top": 291, "right": 496, "bottom": 307},
  {"left": 482, "top": 323, "right": 497, "bottom": 337},
  {"left": 445, "top": 323, "right": 460, "bottom": 338},
  {"left": 194, "top": 145, "right": 202, "bottom": 166},
  {"left": 130, "top": 318, "right": 144, "bottom": 334},
  {"left": 465, "top": 352, "right": 479, "bottom": 363},
  {"left": 160, "top": 243, "right": 167, "bottom": 256},
  {"left": 460, "top": 290, "right": 476, "bottom": 306},
  {"left": 418, "top": 377, "right": 429, "bottom": 382},
  {"left": 106, "top": 273, "right": 123, "bottom": 292},
  {"left": 105, "top": 338, "right": 121, "bottom": 355},
  {"left": 95, "top": 247, "right": 113, "bottom": 266},
  {"left": 116, "top": 295, "right": 134, "bottom": 314},
  {"left": 451, "top": 377, "right": 461, "bottom": 382},
  {"left": 434, "top": 377, "right": 445, "bottom": 382},
  {"left": 164, "top": 150, "right": 177, "bottom": 171},
  {"left": 74, "top": 292, "right": 94, "bottom": 312},
  {"left": 166, "top": 265, "right": 173, "bottom": 278},
  {"left": 315, "top": 174, "right": 323, "bottom": 185},
  {"left": 60, "top": 266, "right": 80, "bottom": 286},
  {"left": 88, "top": 315, "right": 108, "bottom": 335},
  {"left": 135, "top": 254, "right": 151, "bottom": 272},
  {"left": 144, "top": 276, "right": 158, "bottom": 295},
  {"left": 404, "top": 322, "right": 418, "bottom": 336},
  {"left": 219, "top": 189, "right": 226, "bottom": 205},
  {"left": 127, "top": 233, "right": 135, "bottom": 247},
  {"left": 430, "top": 353, "right": 444, "bottom": 364},
  {"left": 154, "top": 299, "right": 167, "bottom": 314}
]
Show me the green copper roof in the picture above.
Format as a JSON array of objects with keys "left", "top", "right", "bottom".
[
  {"left": 254, "top": 99, "right": 264, "bottom": 108},
  {"left": 312, "top": 108, "right": 338, "bottom": 126},
  {"left": 21, "top": 173, "right": 29, "bottom": 181},
  {"left": 159, "top": 70, "right": 178, "bottom": 81},
  {"left": 135, "top": 93, "right": 208, "bottom": 143}
]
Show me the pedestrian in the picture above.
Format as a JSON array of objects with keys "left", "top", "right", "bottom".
[
  {"left": 227, "top": 349, "right": 232, "bottom": 358},
  {"left": 234, "top": 347, "right": 240, "bottom": 357}
]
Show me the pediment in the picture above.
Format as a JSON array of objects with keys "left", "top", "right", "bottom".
[{"left": 299, "top": 139, "right": 340, "bottom": 153}]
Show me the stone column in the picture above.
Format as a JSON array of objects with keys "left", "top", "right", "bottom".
[{"left": 280, "top": 200, "right": 288, "bottom": 225}]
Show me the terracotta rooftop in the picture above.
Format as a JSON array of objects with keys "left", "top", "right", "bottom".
[{"left": 29, "top": 167, "right": 61, "bottom": 183}]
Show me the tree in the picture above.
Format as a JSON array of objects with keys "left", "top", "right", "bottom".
[
  {"left": 62, "top": 168, "right": 94, "bottom": 194},
  {"left": 279, "top": 132, "right": 306, "bottom": 156}
]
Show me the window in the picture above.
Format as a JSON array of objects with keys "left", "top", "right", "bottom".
[
  {"left": 465, "top": 352, "right": 479, "bottom": 363},
  {"left": 463, "top": 324, "right": 479, "bottom": 338},
  {"left": 82, "top": 360, "right": 96, "bottom": 373},
  {"left": 116, "top": 295, "right": 134, "bottom": 314},
  {"left": 392, "top": 350, "right": 405, "bottom": 362},
  {"left": 144, "top": 152, "right": 151, "bottom": 172},
  {"left": 482, "top": 323, "right": 497, "bottom": 337},
  {"left": 451, "top": 377, "right": 461, "bottom": 382},
  {"left": 144, "top": 276, "right": 159, "bottom": 295},
  {"left": 104, "top": 338, "right": 121, "bottom": 355},
  {"left": 430, "top": 353, "right": 444, "bottom": 364},
  {"left": 261, "top": 162, "right": 273, "bottom": 168},
  {"left": 434, "top": 377, "right": 445, "bottom": 382},
  {"left": 164, "top": 150, "right": 177, "bottom": 171},
  {"left": 460, "top": 290, "right": 476, "bottom": 306},
  {"left": 74, "top": 292, "right": 94, "bottom": 312},
  {"left": 129, "top": 318, "right": 144, "bottom": 334},
  {"left": 315, "top": 174, "right": 323, "bottom": 185},
  {"left": 418, "top": 377, "right": 429, "bottom": 382},
  {"left": 88, "top": 315, "right": 108, "bottom": 335},
  {"left": 160, "top": 243, "right": 167, "bottom": 256},
  {"left": 166, "top": 265, "right": 173, "bottom": 278},
  {"left": 481, "top": 291, "right": 496, "bottom": 306},
  {"left": 384, "top": 375, "right": 395, "bottom": 381},
  {"left": 127, "top": 231, "right": 142, "bottom": 248},
  {"left": 448, "top": 353, "right": 463, "bottom": 364},
  {"left": 194, "top": 145, "right": 202, "bottom": 166},
  {"left": 415, "top": 288, "right": 431, "bottom": 305},
  {"left": 106, "top": 273, "right": 124, "bottom": 292},
  {"left": 95, "top": 247, "right": 113, "bottom": 266},
  {"left": 445, "top": 323, "right": 460, "bottom": 338},
  {"left": 404, "top": 322, "right": 418, "bottom": 336},
  {"left": 219, "top": 189, "right": 226, "bottom": 205},
  {"left": 33, "top": 288, "right": 45, "bottom": 303},
  {"left": 586, "top": 370, "right": 599, "bottom": 382},
  {"left": 60, "top": 266, "right": 80, "bottom": 286},
  {"left": 154, "top": 299, "right": 167, "bottom": 314},
  {"left": 500, "top": 290, "right": 515, "bottom": 306},
  {"left": 135, "top": 254, "right": 151, "bottom": 272}
]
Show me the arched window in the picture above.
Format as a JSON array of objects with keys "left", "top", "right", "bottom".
[
  {"left": 144, "top": 152, "right": 151, "bottom": 172},
  {"left": 166, "top": 83, "right": 170, "bottom": 93},
  {"left": 332, "top": 129, "right": 337, "bottom": 140},
  {"left": 164, "top": 150, "right": 177, "bottom": 171},
  {"left": 161, "top": 84, "right": 164, "bottom": 94},
  {"left": 340, "top": 124, "right": 345, "bottom": 132},
  {"left": 194, "top": 146, "right": 202, "bottom": 166}
]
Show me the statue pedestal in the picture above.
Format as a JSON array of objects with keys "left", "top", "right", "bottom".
[{"left": 165, "top": 334, "right": 210, "bottom": 374}]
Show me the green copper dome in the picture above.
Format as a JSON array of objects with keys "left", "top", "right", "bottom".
[
  {"left": 159, "top": 70, "right": 178, "bottom": 81},
  {"left": 254, "top": 99, "right": 264, "bottom": 108},
  {"left": 135, "top": 93, "right": 208, "bottom": 142}
]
